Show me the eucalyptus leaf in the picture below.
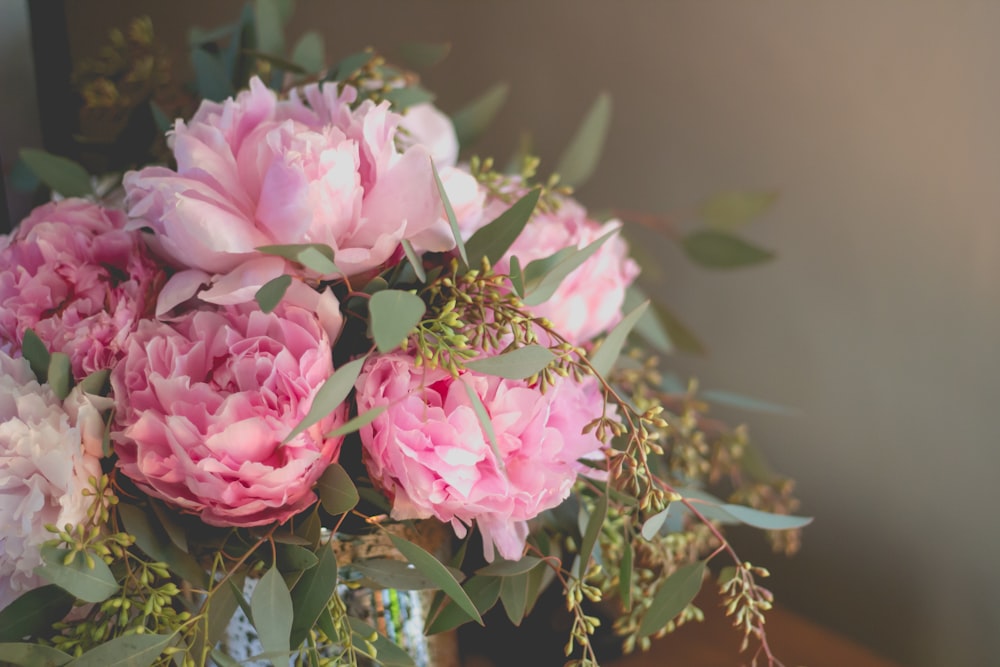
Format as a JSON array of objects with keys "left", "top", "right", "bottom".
[
  {"left": 327, "top": 406, "right": 386, "bottom": 438},
  {"left": 388, "top": 534, "right": 483, "bottom": 625},
  {"left": 290, "top": 31, "right": 325, "bottom": 72},
  {"left": 289, "top": 542, "right": 340, "bottom": 648},
  {"left": 618, "top": 537, "right": 633, "bottom": 611},
  {"left": 149, "top": 101, "right": 172, "bottom": 133},
  {"left": 425, "top": 576, "right": 501, "bottom": 635},
  {"left": 316, "top": 462, "right": 359, "bottom": 515},
  {"left": 699, "top": 190, "right": 778, "bottom": 231},
  {"left": 623, "top": 285, "right": 673, "bottom": 354},
  {"left": 65, "top": 632, "right": 175, "bottom": 667},
  {"left": 0, "top": 585, "right": 74, "bottom": 642},
  {"left": 257, "top": 243, "right": 339, "bottom": 274},
  {"left": 253, "top": 0, "right": 285, "bottom": 57},
  {"left": 452, "top": 83, "right": 510, "bottom": 149},
  {"left": 0, "top": 643, "right": 71, "bottom": 666},
  {"left": 148, "top": 501, "right": 189, "bottom": 553},
  {"left": 475, "top": 555, "right": 541, "bottom": 577},
  {"left": 19, "top": 149, "right": 93, "bottom": 198},
  {"left": 509, "top": 255, "right": 525, "bottom": 297},
  {"left": 462, "top": 380, "right": 502, "bottom": 473},
  {"left": 241, "top": 50, "right": 307, "bottom": 75},
  {"left": 117, "top": 503, "right": 207, "bottom": 588},
  {"left": 637, "top": 560, "right": 706, "bottom": 639},
  {"left": 522, "top": 229, "right": 617, "bottom": 306},
  {"left": 189, "top": 572, "right": 244, "bottom": 662},
  {"left": 464, "top": 345, "right": 555, "bottom": 379},
  {"left": 77, "top": 369, "right": 110, "bottom": 397},
  {"left": 276, "top": 543, "right": 319, "bottom": 572},
  {"left": 35, "top": 545, "right": 118, "bottom": 603},
  {"left": 369, "top": 290, "right": 426, "bottom": 353},
  {"left": 251, "top": 567, "right": 293, "bottom": 657},
  {"left": 641, "top": 507, "right": 670, "bottom": 541},
  {"left": 21, "top": 329, "right": 50, "bottom": 382},
  {"left": 681, "top": 230, "right": 774, "bottom": 269},
  {"left": 350, "top": 558, "right": 463, "bottom": 590},
  {"left": 46, "top": 352, "right": 71, "bottom": 400},
  {"left": 433, "top": 161, "right": 467, "bottom": 266},
  {"left": 283, "top": 354, "right": 367, "bottom": 443},
  {"left": 395, "top": 42, "right": 451, "bottom": 69},
  {"left": 499, "top": 571, "right": 531, "bottom": 626},
  {"left": 589, "top": 301, "right": 649, "bottom": 377},
  {"left": 648, "top": 299, "right": 706, "bottom": 355},
  {"left": 346, "top": 617, "right": 417, "bottom": 666},
  {"left": 384, "top": 86, "right": 436, "bottom": 111},
  {"left": 554, "top": 92, "right": 611, "bottom": 189},
  {"left": 400, "top": 239, "right": 426, "bottom": 282},
  {"left": 191, "top": 48, "right": 233, "bottom": 102},
  {"left": 576, "top": 491, "right": 608, "bottom": 577},
  {"left": 331, "top": 51, "right": 373, "bottom": 80},
  {"left": 701, "top": 389, "right": 798, "bottom": 416},
  {"left": 464, "top": 188, "right": 540, "bottom": 266},
  {"left": 255, "top": 275, "right": 291, "bottom": 313},
  {"left": 717, "top": 504, "right": 813, "bottom": 531}
]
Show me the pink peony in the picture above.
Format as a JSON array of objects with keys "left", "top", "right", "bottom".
[
  {"left": 0, "top": 350, "right": 109, "bottom": 610},
  {"left": 111, "top": 303, "right": 347, "bottom": 527},
  {"left": 0, "top": 199, "right": 164, "bottom": 379},
  {"left": 355, "top": 352, "right": 608, "bottom": 561},
  {"left": 124, "top": 78, "right": 461, "bottom": 307}
]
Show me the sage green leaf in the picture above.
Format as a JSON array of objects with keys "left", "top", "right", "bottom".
[
  {"left": 400, "top": 239, "right": 426, "bottom": 282},
  {"left": 425, "top": 576, "right": 501, "bottom": 635},
  {"left": 464, "top": 188, "right": 540, "bottom": 266},
  {"left": 461, "top": 380, "right": 502, "bottom": 473},
  {"left": 508, "top": 255, "right": 525, "bottom": 297},
  {"left": 649, "top": 299, "right": 706, "bottom": 355},
  {"left": 19, "top": 149, "right": 92, "bottom": 198},
  {"left": 253, "top": 0, "right": 285, "bottom": 56},
  {"left": 464, "top": 345, "right": 555, "bottom": 379},
  {"left": 208, "top": 650, "right": 241, "bottom": 667},
  {"left": 522, "top": 229, "right": 617, "bottom": 306},
  {"left": 618, "top": 537, "right": 633, "bottom": 611},
  {"left": 289, "top": 542, "right": 340, "bottom": 648},
  {"left": 476, "top": 555, "right": 541, "bottom": 577},
  {"left": 35, "top": 545, "right": 118, "bottom": 603},
  {"left": 0, "top": 585, "right": 74, "bottom": 642},
  {"left": 251, "top": 567, "right": 294, "bottom": 657},
  {"left": 623, "top": 285, "right": 673, "bottom": 354},
  {"left": 77, "top": 369, "right": 110, "bottom": 397},
  {"left": 0, "top": 643, "right": 72, "bottom": 666},
  {"left": 637, "top": 560, "right": 706, "bottom": 639},
  {"left": 388, "top": 534, "right": 483, "bottom": 625},
  {"left": 589, "top": 301, "right": 649, "bottom": 377},
  {"left": 47, "top": 352, "right": 71, "bottom": 400},
  {"left": 499, "top": 571, "right": 531, "bottom": 626},
  {"left": 701, "top": 389, "right": 798, "bottom": 416},
  {"left": 189, "top": 572, "right": 244, "bottom": 662},
  {"left": 327, "top": 406, "right": 386, "bottom": 438},
  {"left": 149, "top": 101, "right": 171, "bottom": 133},
  {"left": 369, "top": 290, "right": 426, "bottom": 353},
  {"left": 283, "top": 355, "right": 366, "bottom": 443},
  {"left": 346, "top": 617, "right": 417, "bottom": 666},
  {"left": 117, "top": 503, "right": 207, "bottom": 588},
  {"left": 681, "top": 230, "right": 774, "bottom": 269},
  {"left": 148, "top": 501, "right": 188, "bottom": 553},
  {"left": 718, "top": 504, "right": 813, "bottom": 531},
  {"left": 21, "top": 329, "right": 50, "bottom": 382},
  {"left": 257, "top": 243, "right": 339, "bottom": 274},
  {"left": 452, "top": 83, "right": 509, "bottom": 149},
  {"left": 433, "top": 161, "right": 467, "bottom": 266},
  {"left": 351, "top": 558, "right": 463, "bottom": 590},
  {"left": 276, "top": 543, "right": 318, "bottom": 572},
  {"left": 699, "top": 190, "right": 778, "bottom": 231},
  {"left": 395, "top": 42, "right": 451, "bottom": 69},
  {"left": 65, "top": 632, "right": 175, "bottom": 667},
  {"left": 191, "top": 48, "right": 233, "bottom": 101},
  {"left": 575, "top": 491, "right": 608, "bottom": 577},
  {"left": 241, "top": 50, "right": 307, "bottom": 74},
  {"left": 641, "top": 507, "right": 670, "bottom": 541},
  {"left": 316, "top": 462, "right": 359, "bottom": 515},
  {"left": 384, "top": 86, "right": 436, "bottom": 111},
  {"left": 554, "top": 92, "right": 611, "bottom": 189},
  {"left": 331, "top": 51, "right": 373, "bottom": 80},
  {"left": 291, "top": 31, "right": 325, "bottom": 72}
]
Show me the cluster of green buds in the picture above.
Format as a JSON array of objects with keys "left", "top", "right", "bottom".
[{"left": 469, "top": 155, "right": 572, "bottom": 214}]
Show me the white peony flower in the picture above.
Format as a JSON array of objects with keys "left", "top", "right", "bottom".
[{"left": 0, "top": 351, "right": 108, "bottom": 610}]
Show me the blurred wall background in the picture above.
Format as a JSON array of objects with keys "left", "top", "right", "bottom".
[{"left": 6, "top": 2, "right": 1000, "bottom": 665}]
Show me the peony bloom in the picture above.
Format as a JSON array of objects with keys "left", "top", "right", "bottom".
[
  {"left": 0, "top": 199, "right": 164, "bottom": 379},
  {"left": 355, "top": 352, "right": 608, "bottom": 561},
  {"left": 111, "top": 303, "right": 347, "bottom": 527},
  {"left": 124, "top": 77, "right": 462, "bottom": 308},
  {"left": 0, "top": 350, "right": 108, "bottom": 611}
]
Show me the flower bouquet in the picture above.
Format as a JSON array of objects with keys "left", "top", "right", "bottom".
[{"left": 0, "top": 7, "right": 807, "bottom": 667}]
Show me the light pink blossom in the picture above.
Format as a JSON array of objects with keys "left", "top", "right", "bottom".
[
  {"left": 0, "top": 199, "right": 164, "bottom": 379},
  {"left": 0, "top": 350, "right": 108, "bottom": 610},
  {"left": 111, "top": 303, "right": 346, "bottom": 527},
  {"left": 355, "top": 352, "right": 608, "bottom": 560}
]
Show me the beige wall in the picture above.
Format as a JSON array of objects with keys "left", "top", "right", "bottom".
[{"left": 15, "top": 1, "right": 1000, "bottom": 664}]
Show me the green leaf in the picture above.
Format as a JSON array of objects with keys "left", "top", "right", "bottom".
[
  {"left": 384, "top": 86, "right": 436, "bottom": 111},
  {"left": 388, "top": 534, "right": 483, "bottom": 625},
  {"left": 508, "top": 255, "right": 525, "bottom": 297},
  {"left": 22, "top": 329, "right": 50, "bottom": 382},
  {"left": 283, "top": 355, "right": 366, "bottom": 443},
  {"left": 464, "top": 345, "right": 555, "bottom": 379},
  {"left": 464, "top": 188, "right": 540, "bottom": 266},
  {"left": 290, "top": 31, "right": 325, "bottom": 72},
  {"left": 191, "top": 48, "right": 233, "bottom": 102},
  {"left": 395, "top": 42, "right": 451, "bottom": 69},
  {"left": 253, "top": 0, "right": 285, "bottom": 56},
  {"left": 251, "top": 566, "right": 294, "bottom": 657},
  {"left": 649, "top": 299, "right": 706, "bottom": 355},
  {"left": 117, "top": 503, "right": 208, "bottom": 588},
  {"left": 425, "top": 576, "right": 502, "bottom": 635},
  {"left": 257, "top": 243, "right": 339, "bottom": 274},
  {"left": 331, "top": 51, "right": 373, "bottom": 80},
  {"left": 0, "top": 585, "right": 74, "bottom": 642},
  {"left": 289, "top": 542, "right": 340, "bottom": 648},
  {"left": 0, "top": 643, "right": 72, "bottom": 666},
  {"left": 637, "top": 560, "right": 706, "bottom": 639},
  {"left": 717, "top": 504, "right": 813, "bottom": 531},
  {"left": 18, "top": 149, "right": 92, "bottom": 198},
  {"left": 589, "top": 301, "right": 649, "bottom": 377},
  {"left": 255, "top": 275, "right": 292, "bottom": 314},
  {"left": 35, "top": 545, "right": 118, "bottom": 603},
  {"left": 350, "top": 558, "right": 462, "bottom": 590},
  {"left": 369, "top": 290, "right": 426, "bottom": 353},
  {"left": 241, "top": 50, "right": 307, "bottom": 74},
  {"left": 149, "top": 101, "right": 172, "bottom": 134},
  {"left": 499, "top": 571, "right": 531, "bottom": 626},
  {"left": 316, "top": 462, "right": 359, "bottom": 515},
  {"left": 623, "top": 285, "right": 673, "bottom": 354},
  {"left": 47, "top": 352, "right": 71, "bottom": 400},
  {"left": 699, "top": 190, "right": 778, "bottom": 231},
  {"left": 476, "top": 555, "right": 541, "bottom": 577},
  {"left": 327, "top": 406, "right": 386, "bottom": 438},
  {"left": 461, "top": 380, "right": 503, "bottom": 474},
  {"left": 701, "top": 389, "right": 798, "bottom": 416},
  {"left": 618, "top": 538, "right": 633, "bottom": 611},
  {"left": 681, "top": 230, "right": 774, "bottom": 269},
  {"left": 554, "top": 92, "right": 612, "bottom": 189},
  {"left": 522, "top": 229, "right": 617, "bottom": 306},
  {"left": 641, "top": 508, "right": 670, "bottom": 541},
  {"left": 400, "top": 239, "right": 426, "bottom": 283},
  {"left": 189, "top": 572, "right": 244, "bottom": 662},
  {"left": 208, "top": 650, "right": 241, "bottom": 667},
  {"left": 65, "top": 632, "right": 175, "bottom": 667},
  {"left": 276, "top": 543, "right": 319, "bottom": 572},
  {"left": 452, "top": 83, "right": 509, "bottom": 149},
  {"left": 575, "top": 491, "right": 608, "bottom": 577},
  {"left": 433, "top": 161, "right": 467, "bottom": 267},
  {"left": 77, "top": 369, "right": 110, "bottom": 397},
  {"left": 346, "top": 617, "right": 417, "bottom": 666}
]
